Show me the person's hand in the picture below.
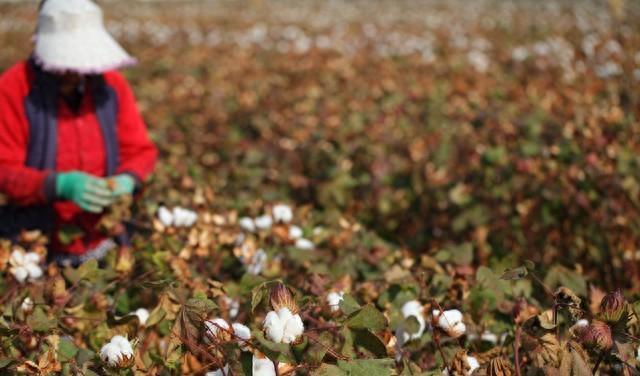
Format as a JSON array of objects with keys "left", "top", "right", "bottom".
[
  {"left": 109, "top": 174, "right": 136, "bottom": 197},
  {"left": 56, "top": 172, "right": 114, "bottom": 213}
]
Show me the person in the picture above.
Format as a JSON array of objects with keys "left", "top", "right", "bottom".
[{"left": 0, "top": 0, "right": 157, "bottom": 266}]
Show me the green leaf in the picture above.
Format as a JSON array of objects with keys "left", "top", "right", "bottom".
[
  {"left": 346, "top": 304, "right": 387, "bottom": 331},
  {"left": 58, "top": 225, "right": 84, "bottom": 246},
  {"left": 58, "top": 337, "right": 79, "bottom": 362},
  {"left": 543, "top": 265, "right": 587, "bottom": 297},
  {"left": 0, "top": 358, "right": 12, "bottom": 369},
  {"left": 337, "top": 359, "right": 394, "bottom": 375},
  {"left": 252, "top": 330, "right": 296, "bottom": 364},
  {"left": 313, "top": 363, "right": 346, "bottom": 376},
  {"left": 63, "top": 259, "right": 99, "bottom": 284},
  {"left": 339, "top": 294, "right": 361, "bottom": 316},
  {"left": 27, "top": 307, "right": 57, "bottom": 332},
  {"left": 352, "top": 329, "right": 388, "bottom": 358}
]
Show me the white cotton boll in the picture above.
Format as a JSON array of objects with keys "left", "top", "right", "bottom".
[
  {"left": 467, "top": 356, "right": 480, "bottom": 373},
  {"left": 134, "top": 308, "right": 150, "bottom": 326},
  {"left": 11, "top": 266, "right": 29, "bottom": 284},
  {"left": 433, "top": 309, "right": 466, "bottom": 338},
  {"left": 172, "top": 207, "right": 187, "bottom": 227},
  {"left": 205, "top": 318, "right": 230, "bottom": 340},
  {"left": 254, "top": 215, "right": 273, "bottom": 230},
  {"left": 100, "top": 342, "right": 122, "bottom": 366},
  {"left": 294, "top": 238, "right": 315, "bottom": 250},
  {"left": 282, "top": 313, "right": 304, "bottom": 344},
  {"left": 205, "top": 364, "right": 229, "bottom": 376},
  {"left": 276, "top": 307, "right": 293, "bottom": 324},
  {"left": 263, "top": 310, "right": 285, "bottom": 343},
  {"left": 327, "top": 291, "right": 345, "bottom": 312},
  {"left": 24, "top": 252, "right": 40, "bottom": 264},
  {"left": 184, "top": 210, "right": 198, "bottom": 227},
  {"left": 110, "top": 335, "right": 133, "bottom": 356},
  {"left": 24, "top": 263, "right": 43, "bottom": 280},
  {"left": 21, "top": 297, "right": 34, "bottom": 312},
  {"left": 158, "top": 206, "right": 174, "bottom": 227},
  {"left": 10, "top": 249, "right": 25, "bottom": 265},
  {"left": 272, "top": 204, "right": 293, "bottom": 223},
  {"left": 232, "top": 323, "right": 252, "bottom": 351},
  {"left": 288, "top": 225, "right": 303, "bottom": 239},
  {"left": 239, "top": 217, "right": 256, "bottom": 232},
  {"left": 401, "top": 300, "right": 426, "bottom": 342},
  {"left": 253, "top": 355, "right": 276, "bottom": 376}
]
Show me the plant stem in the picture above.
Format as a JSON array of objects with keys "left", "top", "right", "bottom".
[
  {"left": 592, "top": 351, "right": 604, "bottom": 375},
  {"left": 514, "top": 326, "right": 521, "bottom": 376}
]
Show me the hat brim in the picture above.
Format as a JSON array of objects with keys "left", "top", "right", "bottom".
[{"left": 34, "top": 28, "right": 136, "bottom": 74}]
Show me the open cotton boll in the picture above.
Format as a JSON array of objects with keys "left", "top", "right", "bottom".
[
  {"left": 224, "top": 297, "right": 240, "bottom": 319},
  {"left": 239, "top": 217, "right": 256, "bottom": 232},
  {"left": 327, "top": 291, "right": 345, "bottom": 312},
  {"left": 263, "top": 308, "right": 304, "bottom": 344},
  {"left": 100, "top": 335, "right": 134, "bottom": 368},
  {"left": 254, "top": 214, "right": 273, "bottom": 230},
  {"left": 288, "top": 225, "right": 303, "bottom": 239},
  {"left": 21, "top": 297, "right": 34, "bottom": 312},
  {"left": 467, "top": 356, "right": 480, "bottom": 373},
  {"left": 295, "top": 238, "right": 315, "bottom": 250},
  {"left": 9, "top": 249, "right": 42, "bottom": 284},
  {"left": 400, "top": 300, "right": 426, "bottom": 342},
  {"left": 158, "top": 206, "right": 174, "bottom": 227},
  {"left": 205, "top": 318, "right": 230, "bottom": 341},
  {"left": 433, "top": 309, "right": 466, "bottom": 338},
  {"left": 253, "top": 355, "right": 276, "bottom": 376},
  {"left": 232, "top": 323, "right": 252, "bottom": 351},
  {"left": 205, "top": 364, "right": 229, "bottom": 376},
  {"left": 272, "top": 204, "right": 293, "bottom": 223},
  {"left": 134, "top": 308, "right": 150, "bottom": 326}
]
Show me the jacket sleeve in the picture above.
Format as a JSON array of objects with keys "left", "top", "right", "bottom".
[
  {"left": 109, "top": 72, "right": 157, "bottom": 183},
  {"left": 0, "top": 83, "right": 55, "bottom": 206}
]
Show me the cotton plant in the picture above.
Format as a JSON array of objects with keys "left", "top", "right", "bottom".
[
  {"left": 9, "top": 248, "right": 43, "bottom": 284},
  {"left": 433, "top": 309, "right": 466, "bottom": 338},
  {"left": 100, "top": 335, "right": 134, "bottom": 369}
]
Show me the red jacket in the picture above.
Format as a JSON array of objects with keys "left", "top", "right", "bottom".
[{"left": 0, "top": 61, "right": 157, "bottom": 255}]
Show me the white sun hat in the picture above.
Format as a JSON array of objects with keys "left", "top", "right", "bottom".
[{"left": 34, "top": 0, "right": 136, "bottom": 74}]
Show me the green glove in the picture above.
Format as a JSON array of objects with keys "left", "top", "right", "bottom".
[
  {"left": 109, "top": 174, "right": 136, "bottom": 197},
  {"left": 56, "top": 172, "right": 114, "bottom": 213}
]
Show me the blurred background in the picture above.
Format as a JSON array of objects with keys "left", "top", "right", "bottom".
[{"left": 1, "top": 0, "right": 639, "bottom": 289}]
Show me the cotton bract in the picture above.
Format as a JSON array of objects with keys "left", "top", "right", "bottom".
[
  {"left": 433, "top": 309, "right": 466, "bottom": 338},
  {"left": 263, "top": 307, "right": 304, "bottom": 344},
  {"left": 9, "top": 249, "right": 43, "bottom": 284},
  {"left": 100, "top": 335, "right": 134, "bottom": 368}
]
